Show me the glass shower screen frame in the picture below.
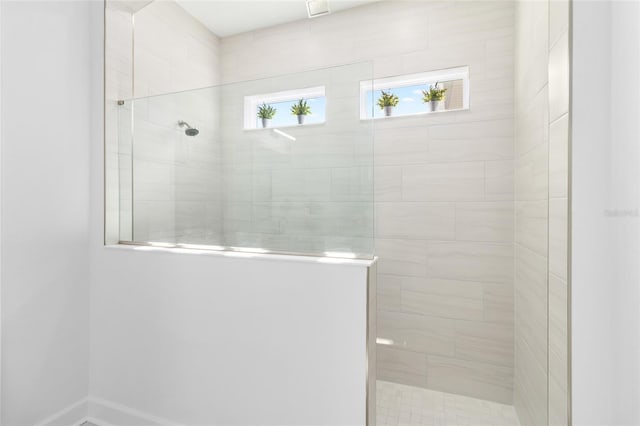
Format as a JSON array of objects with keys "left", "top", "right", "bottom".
[{"left": 111, "top": 63, "right": 375, "bottom": 259}]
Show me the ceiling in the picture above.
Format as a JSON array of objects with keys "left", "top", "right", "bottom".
[{"left": 175, "top": 0, "right": 381, "bottom": 38}]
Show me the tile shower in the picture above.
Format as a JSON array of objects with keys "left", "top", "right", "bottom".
[{"left": 105, "top": 0, "right": 570, "bottom": 424}]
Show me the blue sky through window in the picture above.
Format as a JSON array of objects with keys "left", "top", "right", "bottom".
[
  {"left": 256, "top": 97, "right": 326, "bottom": 128},
  {"left": 365, "top": 84, "right": 434, "bottom": 119}
]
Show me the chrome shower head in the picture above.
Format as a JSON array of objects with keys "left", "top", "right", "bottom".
[{"left": 178, "top": 120, "right": 199, "bottom": 136}]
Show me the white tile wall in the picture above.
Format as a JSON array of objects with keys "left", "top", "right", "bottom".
[
  {"left": 133, "top": 1, "right": 220, "bottom": 97},
  {"left": 486, "top": 160, "right": 515, "bottom": 201},
  {"left": 402, "top": 162, "right": 486, "bottom": 202},
  {"left": 375, "top": 239, "right": 429, "bottom": 278},
  {"left": 549, "top": 114, "right": 569, "bottom": 199},
  {"left": 106, "top": 0, "right": 222, "bottom": 244},
  {"left": 401, "top": 277, "right": 484, "bottom": 321},
  {"left": 378, "top": 345, "right": 430, "bottom": 389},
  {"left": 378, "top": 311, "right": 456, "bottom": 356},
  {"left": 514, "top": 0, "right": 570, "bottom": 424},
  {"left": 514, "top": 0, "right": 549, "bottom": 422},
  {"left": 426, "top": 242, "right": 513, "bottom": 285},
  {"left": 462, "top": 320, "right": 520, "bottom": 364},
  {"left": 455, "top": 202, "right": 514, "bottom": 243},
  {"left": 547, "top": 2, "right": 570, "bottom": 424},
  {"left": 426, "top": 355, "right": 514, "bottom": 404},
  {"left": 549, "top": 274, "right": 569, "bottom": 426},
  {"left": 375, "top": 203, "right": 456, "bottom": 240}
]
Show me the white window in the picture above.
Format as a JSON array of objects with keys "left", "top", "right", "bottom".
[
  {"left": 244, "top": 86, "right": 326, "bottom": 130},
  {"left": 359, "top": 66, "right": 470, "bottom": 120}
]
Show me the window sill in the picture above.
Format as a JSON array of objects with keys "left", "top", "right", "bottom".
[
  {"left": 243, "top": 121, "right": 327, "bottom": 132},
  {"left": 361, "top": 107, "right": 468, "bottom": 121}
]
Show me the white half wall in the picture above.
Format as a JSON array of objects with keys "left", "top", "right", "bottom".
[
  {"left": 0, "top": 1, "right": 92, "bottom": 424},
  {"left": 89, "top": 247, "right": 373, "bottom": 426}
]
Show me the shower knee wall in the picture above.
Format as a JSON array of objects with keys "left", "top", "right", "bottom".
[{"left": 88, "top": 248, "right": 376, "bottom": 426}]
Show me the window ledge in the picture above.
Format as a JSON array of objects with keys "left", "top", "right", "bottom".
[
  {"left": 361, "top": 107, "right": 468, "bottom": 121},
  {"left": 243, "top": 122, "right": 327, "bottom": 132}
]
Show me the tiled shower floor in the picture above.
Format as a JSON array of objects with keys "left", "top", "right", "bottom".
[{"left": 376, "top": 381, "right": 520, "bottom": 426}]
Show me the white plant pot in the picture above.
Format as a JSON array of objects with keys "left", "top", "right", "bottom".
[
  {"left": 261, "top": 118, "right": 271, "bottom": 128},
  {"left": 384, "top": 106, "right": 395, "bottom": 117},
  {"left": 429, "top": 100, "right": 443, "bottom": 112},
  {"left": 297, "top": 114, "right": 306, "bottom": 125}
]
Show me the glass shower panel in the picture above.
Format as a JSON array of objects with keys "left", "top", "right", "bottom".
[
  {"left": 117, "top": 100, "right": 133, "bottom": 242},
  {"left": 221, "top": 62, "right": 374, "bottom": 258},
  {"left": 117, "top": 62, "right": 374, "bottom": 259},
  {"left": 123, "top": 87, "right": 223, "bottom": 246}
]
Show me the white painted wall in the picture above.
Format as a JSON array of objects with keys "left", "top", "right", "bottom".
[
  {"left": 609, "top": 3, "right": 640, "bottom": 423},
  {"left": 571, "top": 1, "right": 613, "bottom": 423},
  {"left": 573, "top": 0, "right": 640, "bottom": 425},
  {"left": 89, "top": 247, "right": 373, "bottom": 426},
  {"left": 0, "top": 1, "right": 92, "bottom": 424}
]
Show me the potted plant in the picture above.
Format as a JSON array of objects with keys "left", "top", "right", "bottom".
[
  {"left": 257, "top": 103, "right": 277, "bottom": 128},
  {"left": 291, "top": 98, "right": 312, "bottom": 125},
  {"left": 377, "top": 90, "right": 399, "bottom": 117},
  {"left": 422, "top": 82, "right": 447, "bottom": 112}
]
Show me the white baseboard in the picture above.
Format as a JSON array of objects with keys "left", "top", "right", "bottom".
[
  {"left": 34, "top": 398, "right": 89, "bottom": 426},
  {"left": 87, "top": 397, "right": 182, "bottom": 426},
  {"left": 30, "top": 395, "right": 182, "bottom": 426}
]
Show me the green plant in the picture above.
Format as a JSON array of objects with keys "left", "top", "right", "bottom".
[
  {"left": 257, "top": 103, "right": 277, "bottom": 119},
  {"left": 377, "top": 90, "right": 399, "bottom": 109},
  {"left": 422, "top": 82, "right": 447, "bottom": 102},
  {"left": 290, "top": 99, "right": 312, "bottom": 116}
]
